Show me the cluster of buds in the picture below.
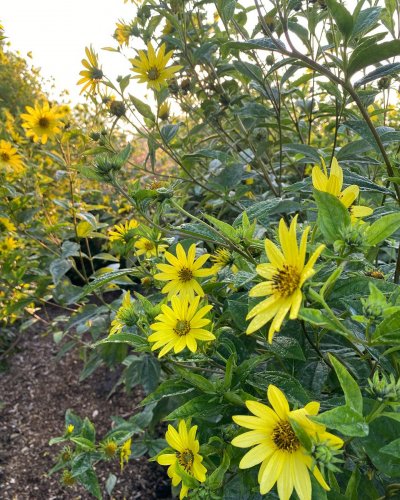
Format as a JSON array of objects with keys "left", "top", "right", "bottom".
[
  {"left": 335, "top": 223, "right": 368, "bottom": 254},
  {"left": 368, "top": 371, "right": 400, "bottom": 403},
  {"left": 311, "top": 437, "right": 343, "bottom": 475}
]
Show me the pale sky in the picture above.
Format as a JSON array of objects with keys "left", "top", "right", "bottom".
[{"left": 1, "top": 0, "right": 141, "bottom": 103}]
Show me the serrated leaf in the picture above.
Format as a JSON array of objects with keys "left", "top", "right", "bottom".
[
  {"left": 164, "top": 395, "right": 223, "bottom": 420},
  {"left": 348, "top": 40, "right": 400, "bottom": 76},
  {"left": 140, "top": 379, "right": 194, "bottom": 406}
]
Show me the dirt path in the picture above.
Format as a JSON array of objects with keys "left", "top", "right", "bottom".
[{"left": 0, "top": 314, "right": 170, "bottom": 499}]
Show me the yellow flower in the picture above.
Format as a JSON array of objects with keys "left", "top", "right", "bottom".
[
  {"left": 115, "top": 21, "right": 136, "bottom": 46},
  {"left": 20, "top": 101, "right": 63, "bottom": 144},
  {"left": 154, "top": 243, "right": 216, "bottom": 300},
  {"left": 66, "top": 424, "right": 74, "bottom": 434},
  {"left": 158, "top": 101, "right": 171, "bottom": 121},
  {"left": 77, "top": 46, "right": 104, "bottom": 95},
  {"left": 120, "top": 438, "right": 131, "bottom": 470},
  {"left": 0, "top": 236, "right": 18, "bottom": 253},
  {"left": 130, "top": 42, "right": 182, "bottom": 91},
  {"left": 0, "top": 217, "right": 16, "bottom": 232},
  {"left": 232, "top": 385, "right": 343, "bottom": 500},
  {"left": 157, "top": 420, "right": 207, "bottom": 499},
  {"left": 149, "top": 295, "right": 214, "bottom": 357},
  {"left": 312, "top": 158, "right": 373, "bottom": 222},
  {"left": 109, "top": 219, "right": 139, "bottom": 243},
  {"left": 247, "top": 216, "right": 325, "bottom": 342},
  {"left": 109, "top": 291, "right": 136, "bottom": 335},
  {"left": 210, "top": 248, "right": 233, "bottom": 272},
  {"left": 134, "top": 237, "right": 167, "bottom": 258},
  {"left": 102, "top": 439, "right": 118, "bottom": 458},
  {"left": 0, "top": 140, "right": 24, "bottom": 174}
]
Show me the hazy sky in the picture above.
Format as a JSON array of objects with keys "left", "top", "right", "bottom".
[{"left": 2, "top": 0, "right": 139, "bottom": 103}]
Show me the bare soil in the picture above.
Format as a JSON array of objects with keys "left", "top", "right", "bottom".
[{"left": 0, "top": 310, "right": 171, "bottom": 500}]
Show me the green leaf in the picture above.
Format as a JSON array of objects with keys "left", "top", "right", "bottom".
[
  {"left": 314, "top": 190, "right": 351, "bottom": 243},
  {"left": 140, "top": 379, "right": 194, "bottom": 406},
  {"left": 50, "top": 258, "right": 72, "bottom": 285},
  {"left": 345, "top": 467, "right": 361, "bottom": 500},
  {"left": 248, "top": 371, "right": 310, "bottom": 405},
  {"left": 105, "top": 473, "right": 117, "bottom": 495},
  {"left": 326, "top": 0, "right": 353, "bottom": 41},
  {"left": 312, "top": 405, "right": 369, "bottom": 437},
  {"left": 129, "top": 94, "right": 155, "bottom": 121},
  {"left": 356, "top": 62, "right": 400, "bottom": 87},
  {"left": 93, "top": 332, "right": 149, "bottom": 351},
  {"left": 206, "top": 449, "right": 231, "bottom": 489},
  {"left": 78, "top": 269, "right": 135, "bottom": 299},
  {"left": 348, "top": 40, "right": 400, "bottom": 76},
  {"left": 164, "top": 395, "right": 223, "bottom": 420},
  {"left": 366, "top": 212, "right": 400, "bottom": 246},
  {"left": 216, "top": 0, "right": 237, "bottom": 24},
  {"left": 380, "top": 438, "right": 400, "bottom": 458},
  {"left": 328, "top": 354, "right": 363, "bottom": 414},
  {"left": 174, "top": 366, "right": 215, "bottom": 393},
  {"left": 282, "top": 143, "right": 321, "bottom": 163},
  {"left": 204, "top": 214, "right": 238, "bottom": 241},
  {"left": 77, "top": 468, "right": 102, "bottom": 499},
  {"left": 178, "top": 222, "right": 226, "bottom": 244},
  {"left": 70, "top": 436, "right": 96, "bottom": 451},
  {"left": 289, "top": 418, "right": 312, "bottom": 452},
  {"left": 160, "top": 124, "right": 179, "bottom": 144},
  {"left": 372, "top": 312, "right": 400, "bottom": 344},
  {"left": 299, "top": 308, "right": 348, "bottom": 336}
]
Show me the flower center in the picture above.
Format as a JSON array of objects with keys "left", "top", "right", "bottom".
[
  {"left": 144, "top": 241, "right": 155, "bottom": 251},
  {"left": 147, "top": 66, "right": 160, "bottom": 81},
  {"left": 272, "top": 421, "right": 300, "bottom": 453},
  {"left": 0, "top": 152, "right": 10, "bottom": 162},
  {"left": 38, "top": 117, "right": 50, "bottom": 128},
  {"left": 174, "top": 320, "right": 191, "bottom": 336},
  {"left": 176, "top": 449, "right": 194, "bottom": 471},
  {"left": 178, "top": 267, "right": 193, "bottom": 282},
  {"left": 272, "top": 264, "right": 301, "bottom": 297},
  {"left": 91, "top": 67, "right": 104, "bottom": 80}
]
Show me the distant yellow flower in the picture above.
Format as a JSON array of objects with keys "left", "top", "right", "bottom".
[
  {"left": 109, "top": 219, "right": 139, "bottom": 243},
  {"left": 109, "top": 291, "right": 136, "bottom": 335},
  {"left": 130, "top": 42, "right": 182, "bottom": 91},
  {"left": 158, "top": 101, "right": 170, "bottom": 121},
  {"left": 155, "top": 243, "right": 216, "bottom": 300},
  {"left": 115, "top": 21, "right": 137, "bottom": 46},
  {"left": 102, "top": 439, "right": 118, "bottom": 458},
  {"left": 312, "top": 158, "right": 373, "bottom": 222},
  {"left": 210, "top": 248, "right": 233, "bottom": 272},
  {"left": 232, "top": 385, "right": 343, "bottom": 499},
  {"left": 0, "top": 236, "right": 18, "bottom": 253},
  {"left": 0, "top": 217, "right": 16, "bottom": 232},
  {"left": 247, "top": 216, "right": 325, "bottom": 342},
  {"left": 157, "top": 420, "right": 207, "bottom": 499},
  {"left": 0, "top": 140, "right": 24, "bottom": 174},
  {"left": 134, "top": 237, "right": 167, "bottom": 258},
  {"left": 20, "top": 101, "right": 63, "bottom": 144},
  {"left": 77, "top": 46, "right": 104, "bottom": 95},
  {"left": 66, "top": 424, "right": 74, "bottom": 434},
  {"left": 149, "top": 295, "right": 214, "bottom": 357},
  {"left": 120, "top": 438, "right": 131, "bottom": 470}
]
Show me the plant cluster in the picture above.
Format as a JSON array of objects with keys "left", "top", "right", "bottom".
[{"left": 2, "top": 0, "right": 400, "bottom": 498}]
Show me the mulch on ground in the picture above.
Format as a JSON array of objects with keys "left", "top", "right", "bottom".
[{"left": 0, "top": 309, "right": 171, "bottom": 499}]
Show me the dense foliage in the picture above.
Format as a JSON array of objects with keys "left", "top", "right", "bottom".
[{"left": 2, "top": 1, "right": 400, "bottom": 498}]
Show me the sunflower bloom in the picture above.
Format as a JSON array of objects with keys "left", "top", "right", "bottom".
[
  {"left": 157, "top": 420, "right": 207, "bottom": 499},
  {"left": 247, "top": 216, "right": 325, "bottom": 342},
  {"left": 154, "top": 243, "right": 216, "bottom": 300},
  {"left": 232, "top": 385, "right": 343, "bottom": 500},
  {"left": 134, "top": 236, "right": 167, "bottom": 258},
  {"left": 312, "top": 158, "right": 373, "bottom": 222},
  {"left": 130, "top": 42, "right": 182, "bottom": 91},
  {"left": 77, "top": 46, "right": 104, "bottom": 95},
  {"left": 0, "top": 140, "right": 24, "bottom": 174},
  {"left": 109, "top": 219, "right": 139, "bottom": 243},
  {"left": 149, "top": 295, "right": 214, "bottom": 357},
  {"left": 20, "top": 101, "right": 63, "bottom": 144}
]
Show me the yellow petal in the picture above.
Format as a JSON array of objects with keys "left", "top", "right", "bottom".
[{"left": 267, "top": 385, "right": 290, "bottom": 419}]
